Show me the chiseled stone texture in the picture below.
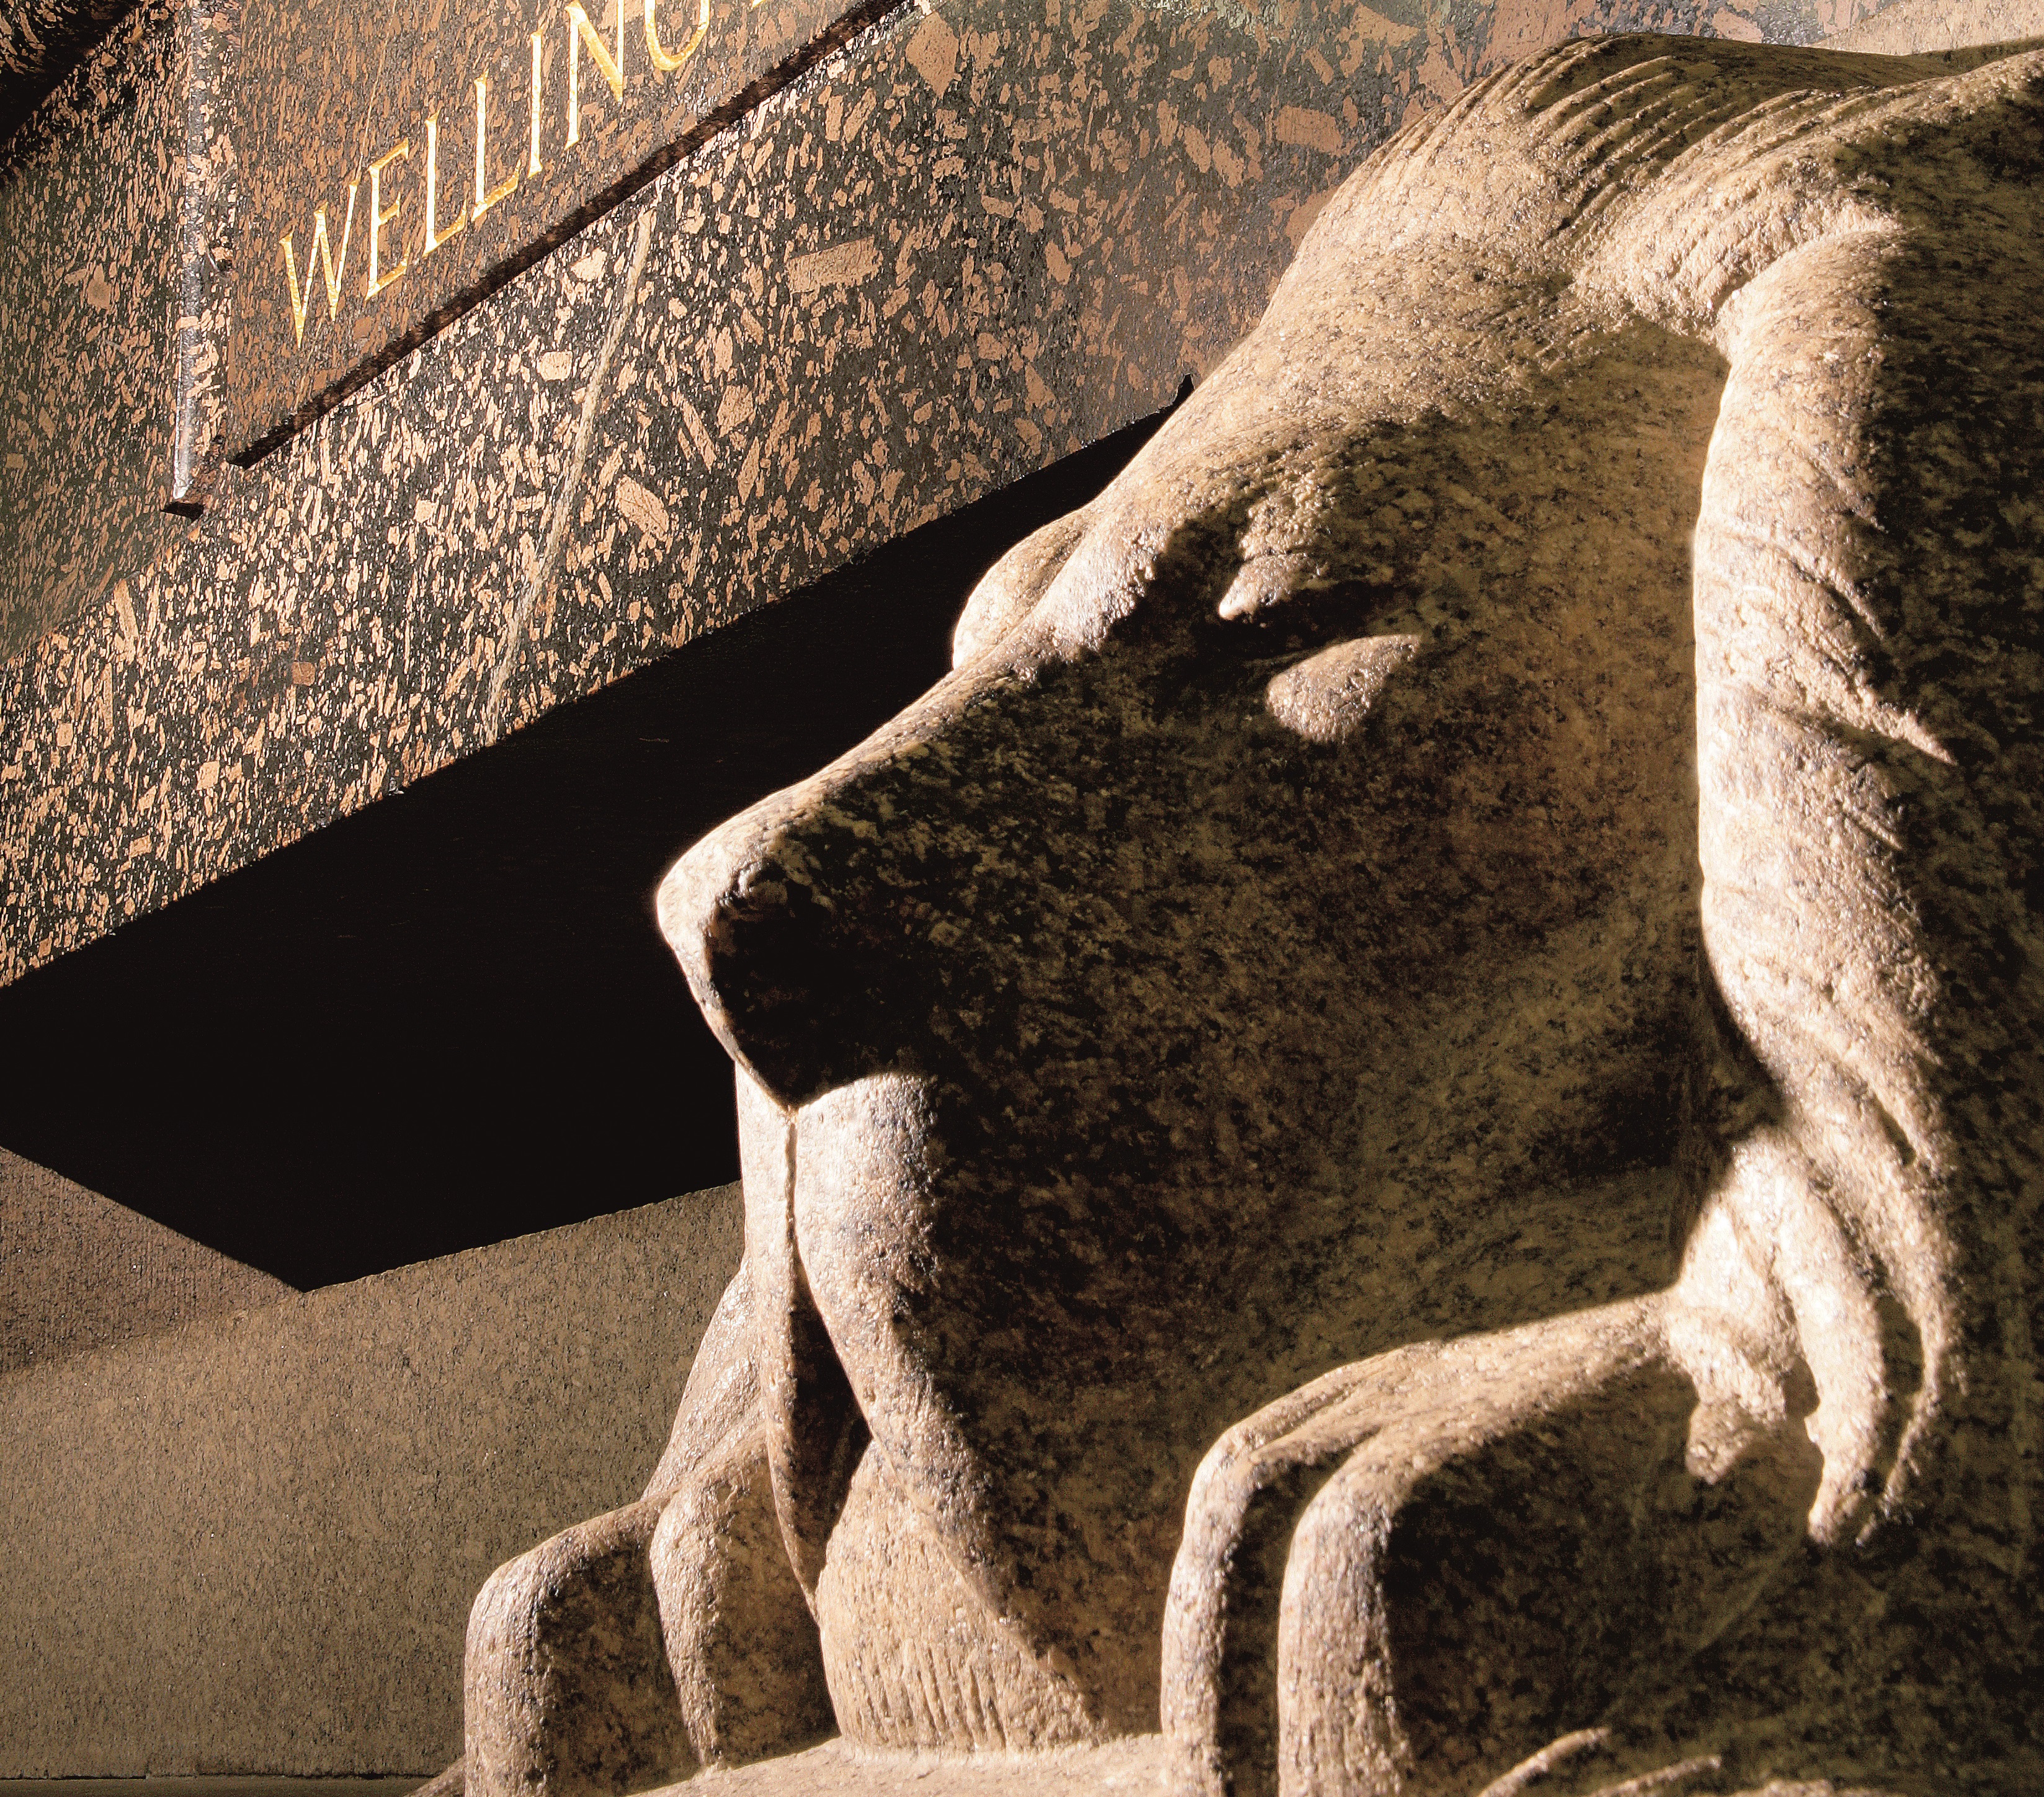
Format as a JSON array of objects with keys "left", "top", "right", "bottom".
[
  {"left": 661, "top": 1736, "right": 1178, "bottom": 1795},
  {"left": 0, "top": 1181, "right": 741, "bottom": 1775},
  {"left": 466, "top": 26, "right": 2044, "bottom": 1797},
  {"left": 0, "top": 1143, "right": 290, "bottom": 1374},
  {"left": 627, "top": 1738, "right": 1897, "bottom": 1796},
  {"left": 0, "top": 0, "right": 1888, "bottom": 986}
]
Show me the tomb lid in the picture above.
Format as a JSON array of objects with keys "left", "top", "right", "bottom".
[{"left": 228, "top": 0, "right": 880, "bottom": 460}]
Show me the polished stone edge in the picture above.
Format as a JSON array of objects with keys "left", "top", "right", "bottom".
[
  {"left": 224, "top": 0, "right": 908, "bottom": 470},
  {"left": 167, "top": 0, "right": 238, "bottom": 509}
]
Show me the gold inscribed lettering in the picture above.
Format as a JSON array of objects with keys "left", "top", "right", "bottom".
[
  {"left": 565, "top": 0, "right": 626, "bottom": 148},
  {"left": 280, "top": 183, "right": 358, "bottom": 346},
  {"left": 473, "top": 75, "right": 520, "bottom": 218},
  {"left": 367, "top": 141, "right": 411, "bottom": 295},
  {"left": 259, "top": 0, "right": 757, "bottom": 362},
  {"left": 529, "top": 29, "right": 546, "bottom": 176},
  {"left": 424, "top": 115, "right": 465, "bottom": 254},
  {"left": 646, "top": 0, "right": 707, "bottom": 69}
]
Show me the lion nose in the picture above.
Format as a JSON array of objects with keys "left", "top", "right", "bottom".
[
  {"left": 657, "top": 793, "right": 847, "bottom": 1107},
  {"left": 658, "top": 651, "right": 1047, "bottom": 1106},
  {"left": 656, "top": 674, "right": 980, "bottom": 1107}
]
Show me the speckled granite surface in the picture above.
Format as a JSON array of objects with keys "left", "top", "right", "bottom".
[
  {"left": 0, "top": 0, "right": 189, "bottom": 653},
  {"left": 0, "top": 0, "right": 145, "bottom": 134},
  {"left": 0, "top": 0, "right": 1899, "bottom": 988},
  {"left": 228, "top": 0, "right": 888, "bottom": 456},
  {"left": 0, "top": 1143, "right": 289, "bottom": 1373},
  {"left": 0, "top": 1180, "right": 743, "bottom": 1774}
]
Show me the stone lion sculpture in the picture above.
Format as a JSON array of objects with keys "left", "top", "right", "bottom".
[{"left": 457, "top": 29, "right": 2044, "bottom": 1797}]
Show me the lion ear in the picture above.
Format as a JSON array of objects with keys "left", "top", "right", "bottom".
[{"left": 1264, "top": 634, "right": 1424, "bottom": 744}]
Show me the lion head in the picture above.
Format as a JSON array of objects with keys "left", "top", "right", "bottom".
[{"left": 463, "top": 34, "right": 2044, "bottom": 1797}]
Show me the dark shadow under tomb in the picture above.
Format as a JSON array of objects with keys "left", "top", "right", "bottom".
[{"left": 0, "top": 405, "right": 1173, "bottom": 1288}]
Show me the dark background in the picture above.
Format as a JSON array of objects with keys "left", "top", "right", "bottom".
[{"left": 0, "top": 407, "right": 1169, "bottom": 1288}]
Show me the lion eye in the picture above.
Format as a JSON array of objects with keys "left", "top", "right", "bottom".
[{"left": 1264, "top": 635, "right": 1422, "bottom": 744}]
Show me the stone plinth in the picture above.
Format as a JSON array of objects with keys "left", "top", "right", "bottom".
[
  {"left": 0, "top": 1182, "right": 741, "bottom": 1775},
  {"left": 0, "top": 1145, "right": 290, "bottom": 1374}
]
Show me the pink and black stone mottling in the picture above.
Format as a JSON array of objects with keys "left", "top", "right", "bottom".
[
  {"left": 0, "top": 0, "right": 1885, "bottom": 985},
  {"left": 226, "top": 0, "right": 891, "bottom": 458},
  {"left": 0, "top": 0, "right": 150, "bottom": 136},
  {"left": 0, "top": 0, "right": 190, "bottom": 657}
]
